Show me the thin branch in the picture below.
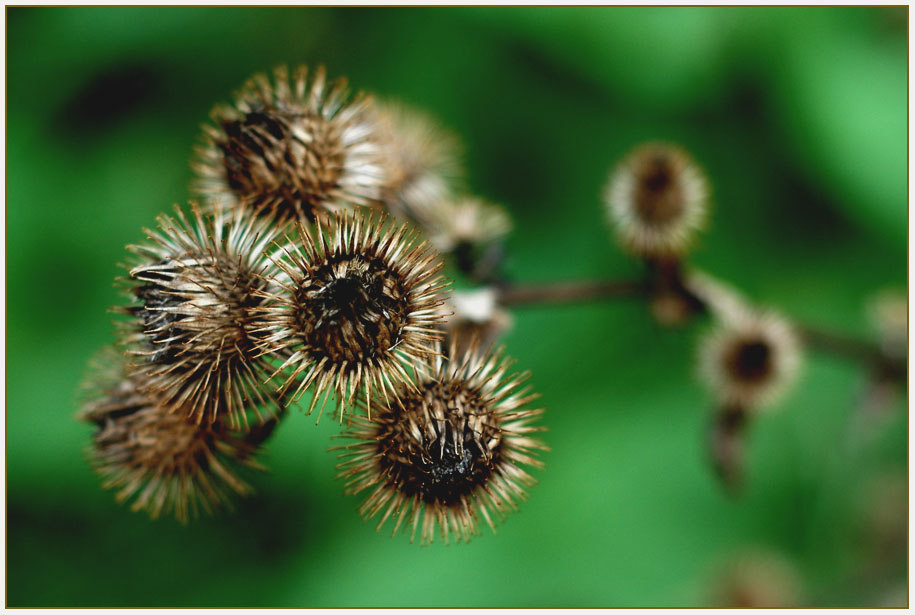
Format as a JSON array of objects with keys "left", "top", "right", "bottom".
[
  {"left": 797, "top": 325, "right": 881, "bottom": 364},
  {"left": 798, "top": 324, "right": 905, "bottom": 381},
  {"left": 497, "top": 279, "right": 646, "bottom": 307},
  {"left": 495, "top": 274, "right": 905, "bottom": 383}
]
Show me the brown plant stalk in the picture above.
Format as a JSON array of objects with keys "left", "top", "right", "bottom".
[{"left": 495, "top": 275, "right": 905, "bottom": 382}]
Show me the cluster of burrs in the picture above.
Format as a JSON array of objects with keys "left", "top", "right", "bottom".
[
  {"left": 602, "top": 143, "right": 905, "bottom": 492},
  {"left": 78, "top": 63, "right": 903, "bottom": 537},
  {"left": 78, "top": 65, "right": 546, "bottom": 544}
]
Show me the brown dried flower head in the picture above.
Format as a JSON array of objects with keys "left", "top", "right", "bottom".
[
  {"left": 373, "top": 101, "right": 463, "bottom": 220},
  {"left": 867, "top": 289, "right": 907, "bottom": 361},
  {"left": 335, "top": 342, "right": 546, "bottom": 545},
  {"left": 604, "top": 142, "right": 709, "bottom": 258},
  {"left": 699, "top": 307, "right": 802, "bottom": 410},
  {"left": 193, "top": 65, "right": 390, "bottom": 222},
  {"left": 440, "top": 287, "right": 514, "bottom": 357},
  {"left": 710, "top": 550, "right": 802, "bottom": 607},
  {"left": 118, "top": 204, "right": 286, "bottom": 428},
  {"left": 413, "top": 196, "right": 513, "bottom": 255},
  {"left": 78, "top": 348, "right": 268, "bottom": 523},
  {"left": 258, "top": 210, "right": 449, "bottom": 421}
]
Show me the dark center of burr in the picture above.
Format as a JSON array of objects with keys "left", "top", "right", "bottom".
[
  {"left": 634, "top": 154, "right": 684, "bottom": 227},
  {"left": 323, "top": 275, "right": 364, "bottom": 308},
  {"left": 296, "top": 256, "right": 409, "bottom": 365},
  {"left": 643, "top": 163, "right": 672, "bottom": 192},
  {"left": 425, "top": 440, "right": 476, "bottom": 500},
  {"left": 729, "top": 339, "right": 773, "bottom": 383},
  {"left": 376, "top": 381, "right": 502, "bottom": 505}
]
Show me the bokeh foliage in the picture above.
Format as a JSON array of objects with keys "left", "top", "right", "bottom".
[{"left": 7, "top": 6, "right": 906, "bottom": 607}]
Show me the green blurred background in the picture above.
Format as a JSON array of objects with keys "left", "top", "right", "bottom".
[{"left": 7, "top": 6, "right": 907, "bottom": 607}]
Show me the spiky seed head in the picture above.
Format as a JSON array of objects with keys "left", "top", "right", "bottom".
[
  {"left": 117, "top": 204, "right": 287, "bottom": 428},
  {"left": 604, "top": 142, "right": 709, "bottom": 259},
  {"left": 411, "top": 196, "right": 513, "bottom": 256},
  {"left": 441, "top": 287, "right": 513, "bottom": 357},
  {"left": 867, "top": 289, "right": 907, "bottom": 361},
  {"left": 257, "top": 210, "right": 450, "bottom": 421},
  {"left": 858, "top": 471, "right": 907, "bottom": 560},
  {"left": 77, "top": 348, "right": 268, "bottom": 523},
  {"left": 192, "top": 65, "right": 391, "bottom": 222},
  {"left": 699, "top": 308, "right": 802, "bottom": 410},
  {"left": 710, "top": 550, "right": 802, "bottom": 607},
  {"left": 335, "top": 342, "right": 546, "bottom": 545},
  {"left": 373, "top": 101, "right": 463, "bottom": 220}
]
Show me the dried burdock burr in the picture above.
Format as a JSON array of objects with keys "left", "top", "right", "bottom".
[
  {"left": 78, "top": 348, "right": 271, "bottom": 523},
  {"left": 334, "top": 342, "right": 546, "bottom": 545},
  {"left": 192, "top": 64, "right": 391, "bottom": 222},
  {"left": 856, "top": 471, "right": 907, "bottom": 577},
  {"left": 698, "top": 307, "right": 802, "bottom": 411},
  {"left": 441, "top": 287, "right": 513, "bottom": 357},
  {"left": 373, "top": 101, "right": 464, "bottom": 221},
  {"left": 118, "top": 204, "right": 287, "bottom": 428},
  {"left": 837, "top": 289, "right": 908, "bottom": 448},
  {"left": 414, "top": 196, "right": 512, "bottom": 254},
  {"left": 867, "top": 289, "right": 907, "bottom": 362},
  {"left": 708, "top": 550, "right": 802, "bottom": 607},
  {"left": 257, "top": 210, "right": 450, "bottom": 421},
  {"left": 604, "top": 142, "right": 709, "bottom": 260},
  {"left": 699, "top": 307, "right": 802, "bottom": 493},
  {"left": 401, "top": 195, "right": 512, "bottom": 283}
]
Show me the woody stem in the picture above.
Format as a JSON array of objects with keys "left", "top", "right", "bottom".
[
  {"left": 496, "top": 279, "right": 647, "bottom": 306},
  {"left": 496, "top": 276, "right": 904, "bottom": 382}
]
